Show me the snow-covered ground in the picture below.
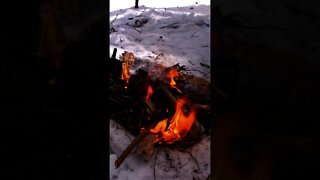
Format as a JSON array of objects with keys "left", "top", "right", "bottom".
[
  {"left": 109, "top": 1, "right": 211, "bottom": 179},
  {"left": 110, "top": 120, "right": 211, "bottom": 180},
  {"left": 109, "top": 0, "right": 211, "bottom": 80}
]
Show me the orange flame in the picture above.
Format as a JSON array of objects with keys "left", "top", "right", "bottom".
[
  {"left": 145, "top": 85, "right": 153, "bottom": 101},
  {"left": 150, "top": 98, "right": 196, "bottom": 144},
  {"left": 121, "top": 63, "right": 130, "bottom": 89},
  {"left": 167, "top": 69, "right": 182, "bottom": 93}
]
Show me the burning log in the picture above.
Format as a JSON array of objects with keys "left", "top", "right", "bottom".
[
  {"left": 143, "top": 85, "right": 158, "bottom": 116},
  {"left": 159, "top": 83, "right": 205, "bottom": 137},
  {"left": 144, "top": 98, "right": 157, "bottom": 116},
  {"left": 149, "top": 98, "right": 197, "bottom": 144}
]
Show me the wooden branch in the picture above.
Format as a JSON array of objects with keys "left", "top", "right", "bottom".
[{"left": 115, "top": 118, "right": 161, "bottom": 168}]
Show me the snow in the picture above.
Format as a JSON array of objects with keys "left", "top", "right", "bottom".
[
  {"left": 110, "top": 0, "right": 211, "bottom": 12},
  {"left": 109, "top": 0, "right": 211, "bottom": 80},
  {"left": 109, "top": 1, "right": 211, "bottom": 179},
  {"left": 110, "top": 119, "right": 211, "bottom": 180}
]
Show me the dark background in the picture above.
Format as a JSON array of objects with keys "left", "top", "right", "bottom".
[
  {"left": 213, "top": 0, "right": 320, "bottom": 179},
  {"left": 1, "top": 0, "right": 108, "bottom": 179}
]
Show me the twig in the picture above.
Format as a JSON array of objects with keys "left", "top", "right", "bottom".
[
  {"left": 133, "top": 26, "right": 142, "bottom": 33},
  {"left": 109, "top": 109, "right": 132, "bottom": 118},
  {"left": 115, "top": 118, "right": 161, "bottom": 168},
  {"left": 153, "top": 149, "right": 158, "bottom": 180},
  {"left": 159, "top": 23, "right": 179, "bottom": 29},
  {"left": 154, "top": 52, "right": 163, "bottom": 60},
  {"left": 110, "top": 14, "right": 118, "bottom": 25}
]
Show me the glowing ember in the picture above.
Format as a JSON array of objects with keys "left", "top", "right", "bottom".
[
  {"left": 150, "top": 98, "right": 196, "bottom": 144},
  {"left": 145, "top": 85, "right": 153, "bottom": 101},
  {"left": 121, "top": 63, "right": 130, "bottom": 89},
  {"left": 167, "top": 69, "right": 182, "bottom": 93}
]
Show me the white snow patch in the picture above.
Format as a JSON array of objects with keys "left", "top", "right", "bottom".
[{"left": 110, "top": 0, "right": 211, "bottom": 80}]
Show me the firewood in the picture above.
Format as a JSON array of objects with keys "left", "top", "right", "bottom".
[
  {"left": 136, "top": 133, "right": 158, "bottom": 160},
  {"left": 115, "top": 117, "right": 161, "bottom": 168},
  {"left": 158, "top": 83, "right": 205, "bottom": 137},
  {"left": 144, "top": 99, "right": 157, "bottom": 116}
]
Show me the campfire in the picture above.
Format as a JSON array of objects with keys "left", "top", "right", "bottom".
[
  {"left": 110, "top": 48, "right": 211, "bottom": 169},
  {"left": 150, "top": 98, "right": 196, "bottom": 144}
]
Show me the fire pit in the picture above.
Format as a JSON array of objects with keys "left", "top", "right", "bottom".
[{"left": 109, "top": 48, "right": 211, "bottom": 179}]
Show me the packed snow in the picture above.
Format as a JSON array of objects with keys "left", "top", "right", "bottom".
[{"left": 109, "top": 1, "right": 211, "bottom": 179}]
